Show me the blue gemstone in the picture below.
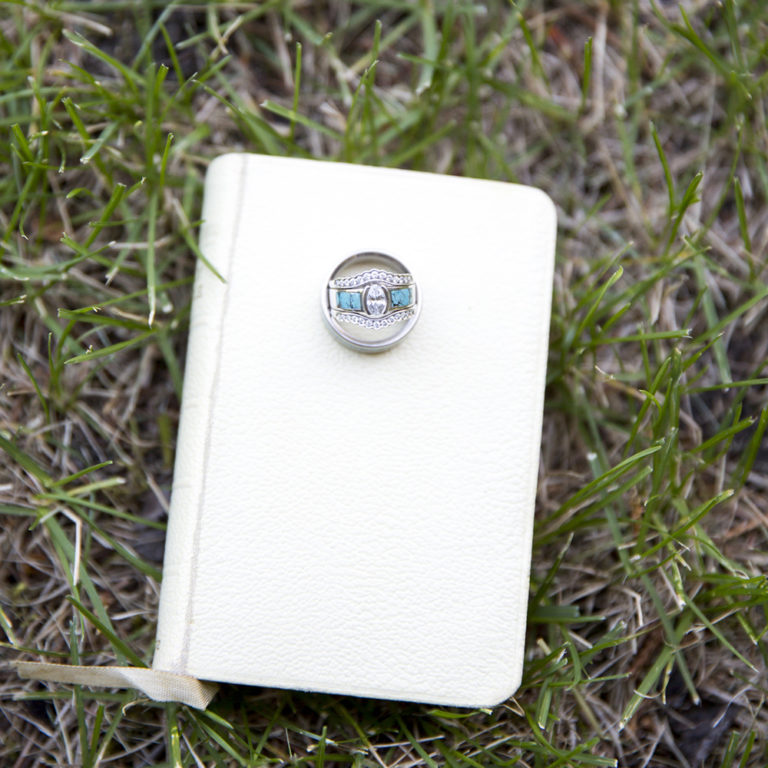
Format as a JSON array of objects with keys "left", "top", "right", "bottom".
[
  {"left": 390, "top": 288, "right": 411, "bottom": 307},
  {"left": 337, "top": 291, "right": 361, "bottom": 310}
]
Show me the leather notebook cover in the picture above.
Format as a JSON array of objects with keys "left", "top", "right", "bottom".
[{"left": 153, "top": 154, "right": 557, "bottom": 707}]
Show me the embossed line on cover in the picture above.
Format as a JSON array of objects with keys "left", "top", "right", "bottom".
[{"left": 180, "top": 157, "right": 248, "bottom": 670}]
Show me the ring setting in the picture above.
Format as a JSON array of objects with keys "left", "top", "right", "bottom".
[
  {"left": 323, "top": 253, "right": 421, "bottom": 352},
  {"left": 331, "top": 269, "right": 416, "bottom": 328}
]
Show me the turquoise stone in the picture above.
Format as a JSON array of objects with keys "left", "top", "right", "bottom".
[
  {"left": 337, "top": 291, "right": 362, "bottom": 310},
  {"left": 390, "top": 288, "right": 411, "bottom": 307}
]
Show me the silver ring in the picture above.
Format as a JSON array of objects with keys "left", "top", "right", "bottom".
[{"left": 322, "top": 252, "right": 421, "bottom": 353}]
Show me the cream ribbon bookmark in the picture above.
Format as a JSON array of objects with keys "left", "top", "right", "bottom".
[{"left": 11, "top": 661, "right": 218, "bottom": 709}]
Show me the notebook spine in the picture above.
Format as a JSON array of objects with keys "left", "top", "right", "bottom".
[{"left": 153, "top": 155, "right": 246, "bottom": 672}]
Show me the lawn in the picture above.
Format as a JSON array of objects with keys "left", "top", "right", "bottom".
[{"left": 1, "top": 1, "right": 767, "bottom": 766}]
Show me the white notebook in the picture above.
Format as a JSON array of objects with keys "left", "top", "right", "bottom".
[
  {"left": 13, "top": 155, "right": 556, "bottom": 708},
  {"left": 149, "top": 154, "right": 557, "bottom": 707}
]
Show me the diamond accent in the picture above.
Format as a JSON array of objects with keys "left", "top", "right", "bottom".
[
  {"left": 331, "top": 269, "right": 412, "bottom": 289},
  {"left": 333, "top": 309, "right": 414, "bottom": 328}
]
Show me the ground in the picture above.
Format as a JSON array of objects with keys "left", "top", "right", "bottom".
[{"left": 1, "top": 1, "right": 767, "bottom": 767}]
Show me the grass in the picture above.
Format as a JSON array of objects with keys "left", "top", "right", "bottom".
[{"left": 1, "top": 0, "right": 767, "bottom": 766}]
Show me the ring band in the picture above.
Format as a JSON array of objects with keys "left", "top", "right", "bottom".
[{"left": 322, "top": 254, "right": 421, "bottom": 353}]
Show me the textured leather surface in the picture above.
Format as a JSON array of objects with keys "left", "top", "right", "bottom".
[{"left": 154, "top": 155, "right": 557, "bottom": 707}]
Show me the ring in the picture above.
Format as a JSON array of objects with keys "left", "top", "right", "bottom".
[{"left": 322, "top": 252, "right": 421, "bottom": 352}]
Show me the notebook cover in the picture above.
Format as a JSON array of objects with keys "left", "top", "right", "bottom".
[{"left": 153, "top": 154, "right": 556, "bottom": 707}]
